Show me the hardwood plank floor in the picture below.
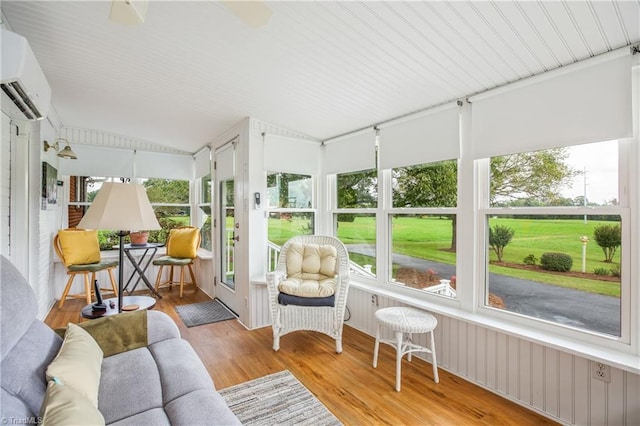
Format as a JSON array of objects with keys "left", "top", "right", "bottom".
[{"left": 46, "top": 289, "right": 557, "bottom": 425}]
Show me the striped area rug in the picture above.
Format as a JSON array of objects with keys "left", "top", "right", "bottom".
[{"left": 219, "top": 370, "right": 342, "bottom": 426}]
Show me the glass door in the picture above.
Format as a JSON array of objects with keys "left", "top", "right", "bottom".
[
  {"left": 214, "top": 140, "right": 240, "bottom": 314},
  {"left": 220, "top": 178, "right": 235, "bottom": 291}
]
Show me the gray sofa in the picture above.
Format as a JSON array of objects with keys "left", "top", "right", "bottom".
[{"left": 0, "top": 255, "right": 240, "bottom": 425}]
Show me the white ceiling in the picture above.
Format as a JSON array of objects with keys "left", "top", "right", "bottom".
[{"left": 1, "top": 1, "right": 639, "bottom": 153}]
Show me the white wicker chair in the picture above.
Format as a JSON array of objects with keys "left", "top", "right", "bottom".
[{"left": 266, "top": 235, "right": 350, "bottom": 353}]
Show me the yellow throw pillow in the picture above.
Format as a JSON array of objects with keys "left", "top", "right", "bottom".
[
  {"left": 40, "top": 380, "right": 105, "bottom": 426},
  {"left": 46, "top": 323, "right": 103, "bottom": 407},
  {"left": 57, "top": 229, "right": 101, "bottom": 266},
  {"left": 167, "top": 227, "right": 200, "bottom": 258}
]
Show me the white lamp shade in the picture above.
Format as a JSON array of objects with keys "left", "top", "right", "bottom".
[{"left": 78, "top": 182, "right": 160, "bottom": 231}]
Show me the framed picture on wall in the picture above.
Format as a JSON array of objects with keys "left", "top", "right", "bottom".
[{"left": 42, "top": 162, "right": 58, "bottom": 210}]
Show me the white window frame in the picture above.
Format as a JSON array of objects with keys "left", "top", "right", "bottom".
[
  {"left": 386, "top": 159, "right": 460, "bottom": 300},
  {"left": 332, "top": 168, "right": 379, "bottom": 282},
  {"left": 475, "top": 139, "right": 632, "bottom": 350},
  {"left": 195, "top": 173, "right": 212, "bottom": 252}
]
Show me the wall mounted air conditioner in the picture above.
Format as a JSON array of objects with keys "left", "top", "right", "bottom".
[{"left": 1, "top": 28, "right": 51, "bottom": 120}]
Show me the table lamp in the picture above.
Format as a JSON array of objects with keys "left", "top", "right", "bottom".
[{"left": 78, "top": 182, "right": 161, "bottom": 312}]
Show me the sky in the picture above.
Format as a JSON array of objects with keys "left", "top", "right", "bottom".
[{"left": 562, "top": 140, "right": 618, "bottom": 205}]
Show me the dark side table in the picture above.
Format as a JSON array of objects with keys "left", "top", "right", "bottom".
[
  {"left": 114, "top": 243, "right": 164, "bottom": 298},
  {"left": 81, "top": 296, "right": 157, "bottom": 319}
]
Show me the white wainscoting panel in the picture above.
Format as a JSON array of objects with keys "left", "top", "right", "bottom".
[
  {"left": 346, "top": 286, "right": 640, "bottom": 425},
  {"left": 250, "top": 282, "right": 271, "bottom": 329},
  {"left": 52, "top": 250, "right": 214, "bottom": 303}
]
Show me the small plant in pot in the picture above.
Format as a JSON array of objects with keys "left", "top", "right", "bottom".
[{"left": 129, "top": 231, "right": 149, "bottom": 245}]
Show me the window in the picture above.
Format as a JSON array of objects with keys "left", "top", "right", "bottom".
[
  {"left": 483, "top": 141, "right": 627, "bottom": 338},
  {"left": 142, "top": 178, "right": 191, "bottom": 244},
  {"left": 266, "top": 172, "right": 314, "bottom": 270},
  {"left": 69, "top": 177, "right": 192, "bottom": 249},
  {"left": 390, "top": 160, "right": 458, "bottom": 298},
  {"left": 335, "top": 169, "right": 377, "bottom": 277},
  {"left": 68, "top": 177, "right": 119, "bottom": 249},
  {"left": 197, "top": 174, "right": 212, "bottom": 251}
]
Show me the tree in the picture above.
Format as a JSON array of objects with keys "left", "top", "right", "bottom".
[
  {"left": 337, "top": 170, "right": 377, "bottom": 209},
  {"left": 267, "top": 173, "right": 311, "bottom": 208},
  {"left": 490, "top": 148, "right": 578, "bottom": 206},
  {"left": 489, "top": 225, "right": 515, "bottom": 262},
  {"left": 393, "top": 161, "right": 457, "bottom": 208},
  {"left": 143, "top": 179, "right": 189, "bottom": 217},
  {"left": 593, "top": 224, "right": 621, "bottom": 263},
  {"left": 393, "top": 161, "right": 458, "bottom": 249}
]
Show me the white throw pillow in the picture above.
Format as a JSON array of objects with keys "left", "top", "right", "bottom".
[
  {"left": 40, "top": 380, "right": 105, "bottom": 426},
  {"left": 46, "top": 323, "right": 103, "bottom": 407}
]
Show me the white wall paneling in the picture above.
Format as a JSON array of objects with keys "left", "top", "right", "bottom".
[
  {"left": 345, "top": 286, "right": 640, "bottom": 425},
  {"left": 52, "top": 250, "right": 214, "bottom": 304},
  {"left": 249, "top": 282, "right": 270, "bottom": 330},
  {"left": 1, "top": 112, "right": 11, "bottom": 258},
  {"left": 38, "top": 118, "right": 60, "bottom": 319}
]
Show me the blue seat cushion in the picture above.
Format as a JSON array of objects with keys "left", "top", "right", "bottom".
[{"left": 277, "top": 292, "right": 335, "bottom": 307}]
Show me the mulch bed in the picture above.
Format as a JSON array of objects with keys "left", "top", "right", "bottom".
[
  {"left": 490, "top": 261, "right": 621, "bottom": 283},
  {"left": 394, "top": 260, "right": 620, "bottom": 311},
  {"left": 395, "top": 267, "right": 506, "bottom": 309}
]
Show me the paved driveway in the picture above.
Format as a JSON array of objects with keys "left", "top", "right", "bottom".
[{"left": 346, "top": 244, "right": 620, "bottom": 336}]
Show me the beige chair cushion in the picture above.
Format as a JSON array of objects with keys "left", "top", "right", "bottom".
[
  {"left": 40, "top": 380, "right": 105, "bottom": 426},
  {"left": 280, "top": 243, "right": 338, "bottom": 297},
  {"left": 286, "top": 243, "right": 337, "bottom": 280},
  {"left": 46, "top": 323, "right": 103, "bottom": 407},
  {"left": 279, "top": 277, "right": 337, "bottom": 298}
]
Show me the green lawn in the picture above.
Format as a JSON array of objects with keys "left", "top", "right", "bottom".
[{"left": 267, "top": 215, "right": 622, "bottom": 297}]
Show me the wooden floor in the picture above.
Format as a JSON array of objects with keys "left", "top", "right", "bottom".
[{"left": 46, "top": 289, "right": 558, "bottom": 426}]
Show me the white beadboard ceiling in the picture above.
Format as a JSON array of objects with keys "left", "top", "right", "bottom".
[{"left": 1, "top": 1, "right": 639, "bottom": 153}]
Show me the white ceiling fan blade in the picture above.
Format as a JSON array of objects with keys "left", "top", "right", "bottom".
[
  {"left": 109, "top": 0, "right": 148, "bottom": 25},
  {"left": 221, "top": 1, "right": 273, "bottom": 29}
]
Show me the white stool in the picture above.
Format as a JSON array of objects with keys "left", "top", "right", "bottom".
[{"left": 372, "top": 306, "right": 439, "bottom": 391}]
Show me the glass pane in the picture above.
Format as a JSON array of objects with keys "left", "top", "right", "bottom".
[
  {"left": 266, "top": 212, "right": 314, "bottom": 272},
  {"left": 266, "top": 172, "right": 312, "bottom": 208},
  {"left": 490, "top": 141, "right": 618, "bottom": 207},
  {"left": 390, "top": 214, "right": 456, "bottom": 297},
  {"left": 336, "top": 213, "right": 376, "bottom": 277},
  {"left": 148, "top": 207, "right": 191, "bottom": 243},
  {"left": 201, "top": 174, "right": 212, "bottom": 204},
  {"left": 337, "top": 169, "right": 377, "bottom": 208},
  {"left": 143, "top": 179, "right": 190, "bottom": 204},
  {"left": 198, "top": 205, "right": 212, "bottom": 251},
  {"left": 392, "top": 160, "right": 457, "bottom": 208},
  {"left": 267, "top": 212, "right": 314, "bottom": 246},
  {"left": 220, "top": 179, "right": 235, "bottom": 290},
  {"left": 486, "top": 214, "right": 621, "bottom": 336}
]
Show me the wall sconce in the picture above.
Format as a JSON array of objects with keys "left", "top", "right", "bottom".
[{"left": 43, "top": 138, "right": 78, "bottom": 160}]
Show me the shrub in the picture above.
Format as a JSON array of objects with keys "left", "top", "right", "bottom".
[
  {"left": 489, "top": 224, "right": 515, "bottom": 262},
  {"left": 593, "top": 224, "right": 621, "bottom": 263},
  {"left": 337, "top": 214, "right": 355, "bottom": 222},
  {"left": 540, "top": 252, "right": 573, "bottom": 272},
  {"left": 98, "top": 230, "right": 119, "bottom": 251},
  {"left": 593, "top": 267, "right": 610, "bottom": 276},
  {"left": 610, "top": 264, "right": 621, "bottom": 277},
  {"left": 523, "top": 254, "right": 537, "bottom": 265}
]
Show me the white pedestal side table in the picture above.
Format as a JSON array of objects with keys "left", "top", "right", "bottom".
[{"left": 372, "top": 306, "right": 439, "bottom": 391}]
